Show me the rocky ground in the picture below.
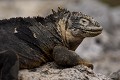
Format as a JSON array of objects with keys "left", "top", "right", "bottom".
[
  {"left": 19, "top": 62, "right": 111, "bottom": 80},
  {"left": 0, "top": 0, "right": 120, "bottom": 80}
]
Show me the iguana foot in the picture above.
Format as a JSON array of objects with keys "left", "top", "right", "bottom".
[
  {"left": 53, "top": 46, "right": 94, "bottom": 69},
  {"left": 79, "top": 60, "right": 94, "bottom": 69}
]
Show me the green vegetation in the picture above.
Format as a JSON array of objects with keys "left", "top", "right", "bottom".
[{"left": 100, "top": 0, "right": 120, "bottom": 7}]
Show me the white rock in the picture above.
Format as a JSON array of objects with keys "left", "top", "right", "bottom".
[
  {"left": 75, "top": 37, "right": 103, "bottom": 60},
  {"left": 94, "top": 50, "right": 120, "bottom": 76},
  {"left": 110, "top": 7, "right": 120, "bottom": 27},
  {"left": 19, "top": 62, "right": 111, "bottom": 80}
]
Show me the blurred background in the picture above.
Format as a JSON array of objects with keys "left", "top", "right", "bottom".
[{"left": 0, "top": 0, "right": 120, "bottom": 76}]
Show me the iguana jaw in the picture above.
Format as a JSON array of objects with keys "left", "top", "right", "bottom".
[
  {"left": 57, "top": 18, "right": 84, "bottom": 50},
  {"left": 80, "top": 25, "right": 103, "bottom": 37}
]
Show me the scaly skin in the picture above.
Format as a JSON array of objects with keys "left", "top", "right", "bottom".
[{"left": 0, "top": 7, "right": 102, "bottom": 80}]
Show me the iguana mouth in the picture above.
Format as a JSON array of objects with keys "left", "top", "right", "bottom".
[
  {"left": 84, "top": 30, "right": 102, "bottom": 34},
  {"left": 79, "top": 26, "right": 103, "bottom": 37},
  {"left": 85, "top": 28, "right": 102, "bottom": 32},
  {"left": 81, "top": 26, "right": 103, "bottom": 33}
]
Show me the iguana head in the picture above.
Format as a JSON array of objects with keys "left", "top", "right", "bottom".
[
  {"left": 50, "top": 7, "right": 103, "bottom": 38},
  {"left": 46, "top": 7, "right": 103, "bottom": 50},
  {"left": 67, "top": 12, "right": 103, "bottom": 37}
]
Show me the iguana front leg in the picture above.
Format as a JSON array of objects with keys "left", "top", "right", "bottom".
[
  {"left": 0, "top": 50, "right": 19, "bottom": 80},
  {"left": 53, "top": 46, "right": 93, "bottom": 69}
]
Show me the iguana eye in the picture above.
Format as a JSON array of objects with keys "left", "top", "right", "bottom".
[{"left": 79, "top": 18, "right": 89, "bottom": 26}]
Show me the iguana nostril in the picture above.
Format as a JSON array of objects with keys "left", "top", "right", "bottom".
[{"left": 95, "top": 21, "right": 100, "bottom": 27}]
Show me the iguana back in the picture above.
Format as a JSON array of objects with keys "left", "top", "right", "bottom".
[{"left": 0, "top": 17, "right": 63, "bottom": 69}]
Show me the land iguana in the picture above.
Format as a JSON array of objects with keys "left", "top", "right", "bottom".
[{"left": 0, "top": 7, "right": 103, "bottom": 80}]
